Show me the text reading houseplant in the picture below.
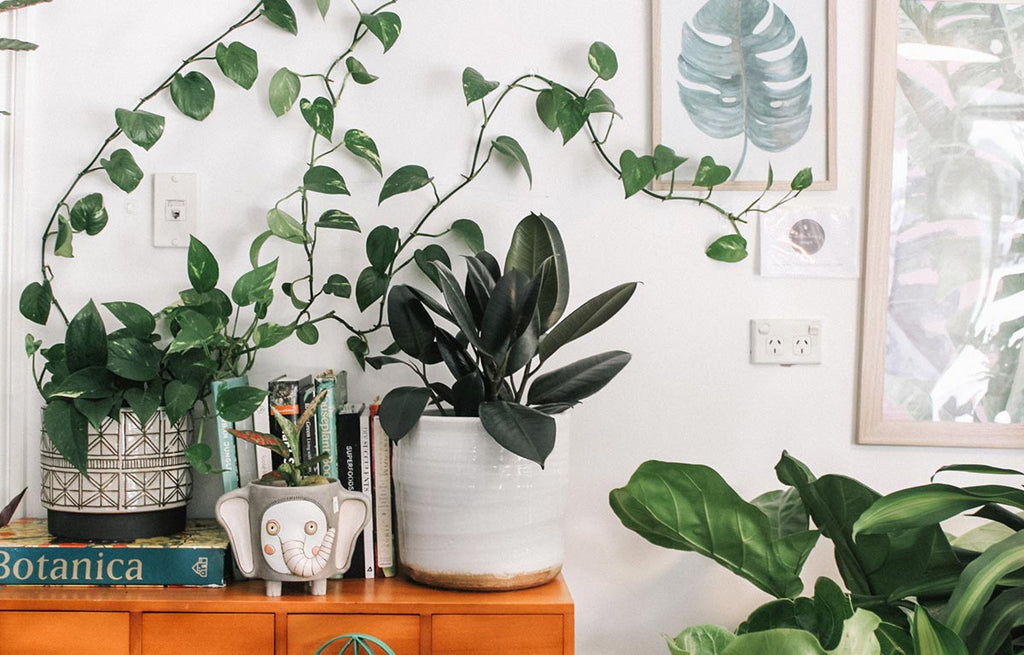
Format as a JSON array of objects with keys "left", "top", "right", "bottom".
[
  {"left": 216, "top": 391, "right": 371, "bottom": 596},
  {"left": 368, "top": 212, "right": 636, "bottom": 590},
  {"left": 610, "top": 452, "right": 1024, "bottom": 654}
]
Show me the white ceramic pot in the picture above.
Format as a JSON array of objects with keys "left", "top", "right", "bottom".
[{"left": 392, "top": 412, "right": 570, "bottom": 591}]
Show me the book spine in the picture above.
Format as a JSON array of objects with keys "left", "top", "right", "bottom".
[
  {"left": 210, "top": 376, "right": 247, "bottom": 493},
  {"left": 358, "top": 406, "right": 376, "bottom": 578},
  {"left": 299, "top": 380, "right": 318, "bottom": 472},
  {"left": 315, "top": 372, "right": 338, "bottom": 480},
  {"left": 252, "top": 401, "right": 273, "bottom": 478},
  {"left": 0, "top": 546, "right": 226, "bottom": 586},
  {"left": 336, "top": 405, "right": 369, "bottom": 579},
  {"left": 370, "top": 408, "right": 395, "bottom": 578}
]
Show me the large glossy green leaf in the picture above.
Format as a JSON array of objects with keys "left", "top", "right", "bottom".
[
  {"left": 355, "top": 267, "right": 389, "bottom": 312},
  {"left": 232, "top": 259, "right": 278, "bottom": 307},
  {"left": 618, "top": 149, "right": 655, "bottom": 198},
  {"left": 377, "top": 386, "right": 431, "bottom": 441},
  {"left": 344, "top": 129, "right": 381, "bottom": 175},
  {"left": 727, "top": 610, "right": 881, "bottom": 655},
  {"left": 875, "top": 622, "right": 914, "bottom": 655},
  {"left": 123, "top": 383, "right": 161, "bottom": 427},
  {"left": 504, "top": 213, "right": 569, "bottom": 330},
  {"left": 678, "top": 0, "right": 811, "bottom": 178},
  {"left": 303, "top": 165, "right": 349, "bottom": 195},
  {"left": 610, "top": 460, "right": 818, "bottom": 598},
  {"left": 269, "top": 67, "right": 300, "bottom": 116},
  {"left": 492, "top": 136, "right": 532, "bottom": 186},
  {"left": 47, "top": 366, "right": 116, "bottom": 400},
  {"left": 479, "top": 269, "right": 533, "bottom": 358},
  {"left": 539, "top": 282, "right": 636, "bottom": 361},
  {"left": 966, "top": 586, "right": 1024, "bottom": 655},
  {"left": 114, "top": 108, "right": 164, "bottom": 150},
  {"left": 588, "top": 41, "right": 618, "bottom": 80},
  {"left": 912, "top": 606, "right": 968, "bottom": 655},
  {"left": 479, "top": 401, "right": 555, "bottom": 467},
  {"left": 432, "top": 262, "right": 484, "bottom": 352},
  {"left": 360, "top": 11, "right": 401, "bottom": 52},
  {"left": 99, "top": 149, "right": 143, "bottom": 192},
  {"left": 43, "top": 399, "right": 89, "bottom": 474},
  {"left": 462, "top": 67, "right": 499, "bottom": 104},
  {"left": 106, "top": 337, "right": 161, "bottom": 381},
  {"left": 262, "top": 0, "right": 297, "bottom": 34},
  {"left": 584, "top": 88, "right": 617, "bottom": 116},
  {"left": 667, "top": 625, "right": 736, "bottom": 655},
  {"left": 321, "top": 273, "right": 351, "bottom": 298},
  {"left": 854, "top": 484, "right": 1024, "bottom": 537},
  {"left": 19, "top": 281, "right": 51, "bottom": 325},
  {"left": 65, "top": 301, "right": 107, "bottom": 372},
  {"left": 366, "top": 225, "right": 399, "bottom": 273},
  {"left": 944, "top": 529, "right": 1024, "bottom": 638},
  {"left": 166, "top": 310, "right": 216, "bottom": 354},
  {"left": 215, "top": 41, "right": 258, "bottom": 89},
  {"left": 102, "top": 301, "right": 154, "bottom": 339},
  {"left": 751, "top": 487, "right": 810, "bottom": 541},
  {"left": 187, "top": 236, "right": 219, "bottom": 293},
  {"left": 253, "top": 322, "right": 293, "bottom": 349},
  {"left": 68, "top": 193, "right": 108, "bottom": 236},
  {"left": 299, "top": 96, "right": 334, "bottom": 140},
  {"left": 379, "top": 165, "right": 432, "bottom": 204},
  {"left": 215, "top": 386, "right": 267, "bottom": 422},
  {"left": 527, "top": 351, "right": 631, "bottom": 406},
  {"left": 170, "top": 71, "right": 215, "bottom": 121},
  {"left": 163, "top": 380, "right": 198, "bottom": 425},
  {"left": 388, "top": 285, "right": 436, "bottom": 359}
]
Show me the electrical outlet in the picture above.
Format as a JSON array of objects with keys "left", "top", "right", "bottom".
[{"left": 750, "top": 319, "right": 822, "bottom": 365}]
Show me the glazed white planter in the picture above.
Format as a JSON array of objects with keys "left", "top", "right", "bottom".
[{"left": 392, "top": 412, "right": 570, "bottom": 591}]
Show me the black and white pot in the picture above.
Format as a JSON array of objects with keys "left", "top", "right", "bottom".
[{"left": 40, "top": 408, "right": 194, "bottom": 541}]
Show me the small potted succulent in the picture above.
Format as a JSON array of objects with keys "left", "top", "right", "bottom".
[
  {"left": 372, "top": 212, "right": 637, "bottom": 591},
  {"left": 216, "top": 391, "right": 371, "bottom": 596}
]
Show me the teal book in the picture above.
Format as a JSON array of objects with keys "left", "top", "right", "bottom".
[
  {"left": 211, "top": 375, "right": 249, "bottom": 493},
  {"left": 0, "top": 518, "right": 229, "bottom": 587},
  {"left": 315, "top": 370, "right": 340, "bottom": 479}
]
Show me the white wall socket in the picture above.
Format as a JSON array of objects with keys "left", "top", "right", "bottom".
[
  {"left": 750, "top": 319, "right": 822, "bottom": 365},
  {"left": 153, "top": 173, "right": 197, "bottom": 248}
]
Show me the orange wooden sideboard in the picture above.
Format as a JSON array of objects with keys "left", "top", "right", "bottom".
[{"left": 0, "top": 575, "right": 574, "bottom": 655}]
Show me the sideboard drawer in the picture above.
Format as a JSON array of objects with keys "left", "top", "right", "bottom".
[
  {"left": 432, "top": 614, "right": 564, "bottom": 654},
  {"left": 289, "top": 613, "right": 421, "bottom": 654},
  {"left": 1, "top": 611, "right": 129, "bottom": 654},
  {"left": 142, "top": 612, "right": 274, "bottom": 655}
]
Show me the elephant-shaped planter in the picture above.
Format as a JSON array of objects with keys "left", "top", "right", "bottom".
[{"left": 216, "top": 480, "right": 370, "bottom": 596}]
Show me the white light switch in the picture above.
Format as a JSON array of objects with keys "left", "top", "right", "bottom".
[
  {"left": 153, "top": 173, "right": 197, "bottom": 247},
  {"left": 750, "top": 319, "right": 823, "bottom": 365}
]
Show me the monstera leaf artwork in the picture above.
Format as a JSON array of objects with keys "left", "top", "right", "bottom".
[{"left": 678, "top": 0, "right": 812, "bottom": 179}]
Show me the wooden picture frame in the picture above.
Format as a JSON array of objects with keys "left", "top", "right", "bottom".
[
  {"left": 858, "top": 0, "right": 1024, "bottom": 447},
  {"left": 652, "top": 0, "right": 837, "bottom": 191}
]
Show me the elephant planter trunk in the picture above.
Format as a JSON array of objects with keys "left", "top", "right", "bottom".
[{"left": 216, "top": 480, "right": 370, "bottom": 596}]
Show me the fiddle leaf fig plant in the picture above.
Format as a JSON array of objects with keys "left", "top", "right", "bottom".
[
  {"left": 228, "top": 388, "right": 330, "bottom": 487},
  {"left": 374, "top": 212, "right": 637, "bottom": 467},
  {"left": 611, "top": 453, "right": 1024, "bottom": 654}
]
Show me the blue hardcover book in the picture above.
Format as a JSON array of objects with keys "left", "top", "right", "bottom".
[{"left": 0, "top": 519, "right": 229, "bottom": 587}]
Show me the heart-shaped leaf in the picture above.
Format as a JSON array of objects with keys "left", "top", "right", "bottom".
[
  {"left": 346, "top": 56, "right": 378, "bottom": 84},
  {"left": 355, "top": 267, "right": 389, "bottom": 311},
  {"left": 303, "top": 165, "right": 349, "bottom": 195},
  {"left": 588, "top": 41, "right": 618, "bottom": 81},
  {"left": 267, "top": 207, "right": 310, "bottom": 244},
  {"left": 107, "top": 336, "right": 162, "bottom": 382},
  {"left": 584, "top": 88, "right": 617, "bottom": 116},
  {"left": 653, "top": 144, "right": 687, "bottom": 176},
  {"left": 269, "top": 67, "right": 300, "bottom": 117},
  {"left": 366, "top": 225, "right": 399, "bottom": 272},
  {"left": 361, "top": 11, "right": 401, "bottom": 52},
  {"left": 114, "top": 108, "right": 165, "bottom": 150},
  {"left": 262, "top": 0, "right": 297, "bottom": 34},
  {"left": 216, "top": 385, "right": 268, "bottom": 422},
  {"left": 47, "top": 366, "right": 116, "bottom": 400},
  {"left": 100, "top": 149, "right": 144, "bottom": 192},
  {"left": 68, "top": 193, "right": 108, "bottom": 235},
  {"left": 66, "top": 301, "right": 108, "bottom": 372},
  {"left": 413, "top": 244, "right": 451, "bottom": 289},
  {"left": 492, "top": 136, "right": 532, "bottom": 187},
  {"left": 170, "top": 71, "right": 215, "bottom": 121},
  {"left": 253, "top": 322, "right": 294, "bottom": 349},
  {"left": 102, "top": 301, "right": 155, "bottom": 339},
  {"left": 618, "top": 150, "right": 656, "bottom": 198},
  {"left": 379, "top": 164, "right": 432, "bottom": 204},
  {"left": 124, "top": 383, "right": 162, "bottom": 427},
  {"left": 450, "top": 218, "right": 484, "bottom": 253},
  {"left": 462, "top": 67, "right": 499, "bottom": 104},
  {"left": 693, "top": 155, "right": 731, "bottom": 188},
  {"left": 43, "top": 399, "right": 89, "bottom": 474},
  {"left": 187, "top": 236, "right": 219, "bottom": 293},
  {"left": 322, "top": 273, "right": 351, "bottom": 298},
  {"left": 535, "top": 89, "right": 558, "bottom": 131},
  {"left": 705, "top": 234, "right": 748, "bottom": 263},
  {"left": 299, "top": 96, "right": 334, "bottom": 141},
  {"left": 316, "top": 209, "right": 359, "bottom": 232},
  {"left": 791, "top": 167, "right": 814, "bottom": 190},
  {"left": 164, "top": 379, "right": 199, "bottom": 425},
  {"left": 344, "top": 128, "right": 381, "bottom": 174},
  {"left": 232, "top": 258, "right": 279, "bottom": 307},
  {"left": 19, "top": 281, "right": 52, "bottom": 325},
  {"left": 215, "top": 41, "right": 258, "bottom": 90}
]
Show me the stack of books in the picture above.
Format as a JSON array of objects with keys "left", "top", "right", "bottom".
[
  {"left": 213, "top": 369, "right": 395, "bottom": 580},
  {"left": 0, "top": 518, "right": 229, "bottom": 587}
]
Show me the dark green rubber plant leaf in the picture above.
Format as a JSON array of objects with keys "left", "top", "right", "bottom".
[
  {"left": 377, "top": 386, "right": 431, "bottom": 442},
  {"left": 678, "top": 0, "right": 812, "bottom": 178},
  {"left": 610, "top": 460, "right": 818, "bottom": 599},
  {"left": 479, "top": 401, "right": 556, "bottom": 467},
  {"left": 527, "top": 351, "right": 631, "bottom": 406},
  {"left": 540, "top": 282, "right": 637, "bottom": 361},
  {"left": 504, "top": 213, "right": 569, "bottom": 330}
]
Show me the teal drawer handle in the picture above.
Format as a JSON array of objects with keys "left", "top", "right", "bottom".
[{"left": 314, "top": 633, "right": 397, "bottom": 655}]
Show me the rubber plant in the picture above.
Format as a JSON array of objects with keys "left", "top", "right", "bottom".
[
  {"left": 373, "top": 212, "right": 637, "bottom": 468},
  {"left": 610, "top": 453, "right": 1024, "bottom": 654}
]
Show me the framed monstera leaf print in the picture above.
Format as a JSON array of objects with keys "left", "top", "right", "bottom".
[{"left": 653, "top": 0, "right": 836, "bottom": 190}]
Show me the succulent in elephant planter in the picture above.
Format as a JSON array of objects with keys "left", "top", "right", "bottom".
[
  {"left": 216, "top": 390, "right": 371, "bottom": 596},
  {"left": 372, "top": 213, "right": 637, "bottom": 590}
]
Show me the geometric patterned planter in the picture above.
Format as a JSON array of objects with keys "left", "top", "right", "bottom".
[{"left": 40, "top": 408, "right": 194, "bottom": 541}]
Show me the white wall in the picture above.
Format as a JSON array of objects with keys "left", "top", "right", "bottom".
[{"left": 7, "top": 1, "right": 1021, "bottom": 652}]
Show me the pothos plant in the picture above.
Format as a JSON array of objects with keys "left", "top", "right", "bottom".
[
  {"left": 611, "top": 453, "right": 1024, "bottom": 654},
  {"left": 374, "top": 212, "right": 636, "bottom": 467},
  {"left": 228, "top": 388, "right": 331, "bottom": 486}
]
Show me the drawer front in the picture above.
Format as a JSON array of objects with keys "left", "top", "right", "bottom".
[
  {"left": 432, "top": 614, "right": 564, "bottom": 655},
  {"left": 0, "top": 611, "right": 129, "bottom": 654},
  {"left": 142, "top": 612, "right": 274, "bottom": 655},
  {"left": 289, "top": 614, "right": 420, "bottom": 655}
]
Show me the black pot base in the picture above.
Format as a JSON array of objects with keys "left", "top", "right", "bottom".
[{"left": 47, "top": 507, "right": 187, "bottom": 542}]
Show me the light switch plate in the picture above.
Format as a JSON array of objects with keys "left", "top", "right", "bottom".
[
  {"left": 153, "top": 173, "right": 197, "bottom": 248},
  {"left": 750, "top": 319, "right": 822, "bottom": 365}
]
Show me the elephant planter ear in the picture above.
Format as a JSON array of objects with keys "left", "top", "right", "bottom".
[
  {"left": 334, "top": 493, "right": 370, "bottom": 571},
  {"left": 216, "top": 493, "right": 256, "bottom": 576}
]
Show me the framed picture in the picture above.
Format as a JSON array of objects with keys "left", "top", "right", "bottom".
[
  {"left": 859, "top": 0, "right": 1024, "bottom": 447},
  {"left": 652, "top": 0, "right": 836, "bottom": 190}
]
